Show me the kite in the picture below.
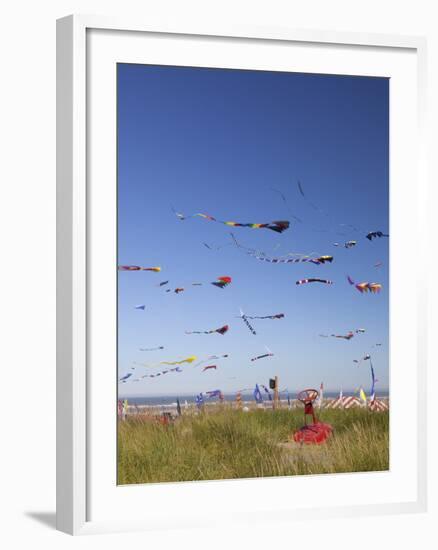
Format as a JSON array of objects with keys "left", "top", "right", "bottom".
[
  {"left": 203, "top": 242, "right": 232, "bottom": 251},
  {"left": 161, "top": 356, "right": 197, "bottom": 366},
  {"left": 366, "top": 231, "right": 389, "bottom": 241},
  {"left": 158, "top": 280, "right": 169, "bottom": 286},
  {"left": 119, "top": 373, "right": 133, "bottom": 382},
  {"left": 331, "top": 331, "right": 354, "bottom": 340},
  {"left": 231, "top": 234, "right": 333, "bottom": 265},
  {"left": 202, "top": 365, "right": 217, "bottom": 372},
  {"left": 211, "top": 276, "right": 232, "bottom": 288},
  {"left": 141, "top": 366, "right": 183, "bottom": 379},
  {"left": 139, "top": 346, "right": 164, "bottom": 351},
  {"left": 239, "top": 308, "right": 257, "bottom": 335},
  {"left": 333, "top": 240, "right": 357, "bottom": 249},
  {"left": 134, "top": 305, "right": 146, "bottom": 311},
  {"left": 185, "top": 325, "right": 229, "bottom": 336},
  {"left": 347, "top": 276, "right": 382, "bottom": 294},
  {"left": 250, "top": 347, "right": 274, "bottom": 362},
  {"left": 353, "top": 354, "right": 371, "bottom": 366},
  {"left": 253, "top": 253, "right": 333, "bottom": 265},
  {"left": 162, "top": 276, "right": 232, "bottom": 293},
  {"left": 244, "top": 313, "right": 285, "bottom": 320},
  {"left": 355, "top": 328, "right": 366, "bottom": 333},
  {"left": 118, "top": 265, "right": 161, "bottom": 272},
  {"left": 174, "top": 210, "right": 290, "bottom": 233},
  {"left": 195, "top": 354, "right": 229, "bottom": 366},
  {"left": 296, "top": 278, "right": 334, "bottom": 285}
]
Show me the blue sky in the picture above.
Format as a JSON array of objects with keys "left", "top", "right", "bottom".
[{"left": 117, "top": 64, "right": 389, "bottom": 398}]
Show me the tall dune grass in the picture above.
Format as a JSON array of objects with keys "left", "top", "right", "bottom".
[{"left": 117, "top": 407, "right": 389, "bottom": 485}]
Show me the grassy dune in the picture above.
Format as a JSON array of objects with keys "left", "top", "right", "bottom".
[{"left": 117, "top": 407, "right": 389, "bottom": 485}]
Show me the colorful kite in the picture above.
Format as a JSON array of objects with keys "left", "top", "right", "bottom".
[
  {"left": 347, "top": 276, "right": 382, "bottom": 294},
  {"left": 366, "top": 231, "right": 389, "bottom": 241},
  {"left": 161, "top": 356, "right": 197, "bottom": 366},
  {"left": 174, "top": 210, "right": 290, "bottom": 233},
  {"left": 211, "top": 276, "right": 232, "bottom": 288},
  {"left": 185, "top": 325, "right": 229, "bottom": 336},
  {"left": 296, "top": 278, "right": 334, "bottom": 286},
  {"left": 202, "top": 365, "right": 217, "bottom": 372},
  {"left": 118, "top": 265, "right": 161, "bottom": 272}
]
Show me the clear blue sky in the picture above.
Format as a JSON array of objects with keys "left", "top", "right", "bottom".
[{"left": 117, "top": 63, "right": 389, "bottom": 398}]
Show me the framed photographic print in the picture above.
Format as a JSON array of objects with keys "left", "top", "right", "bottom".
[{"left": 57, "top": 15, "right": 427, "bottom": 535}]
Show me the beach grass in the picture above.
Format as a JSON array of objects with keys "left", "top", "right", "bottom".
[{"left": 117, "top": 407, "right": 389, "bottom": 485}]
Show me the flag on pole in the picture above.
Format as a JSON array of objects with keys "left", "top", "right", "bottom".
[
  {"left": 196, "top": 393, "right": 204, "bottom": 409},
  {"left": 253, "top": 384, "right": 263, "bottom": 404},
  {"left": 359, "top": 387, "right": 367, "bottom": 405}
]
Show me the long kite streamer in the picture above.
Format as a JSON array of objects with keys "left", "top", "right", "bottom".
[
  {"left": 174, "top": 209, "right": 290, "bottom": 233},
  {"left": 231, "top": 233, "right": 332, "bottom": 265},
  {"left": 296, "top": 278, "right": 334, "bottom": 286},
  {"left": 347, "top": 276, "right": 382, "bottom": 294},
  {"left": 239, "top": 308, "right": 257, "bottom": 335},
  {"left": 161, "top": 356, "right": 197, "bottom": 366},
  {"left": 333, "top": 240, "right": 357, "bottom": 249},
  {"left": 320, "top": 331, "right": 354, "bottom": 340},
  {"left": 250, "top": 347, "right": 274, "bottom": 362},
  {"left": 195, "top": 354, "right": 229, "bottom": 367},
  {"left": 118, "top": 265, "right": 161, "bottom": 272},
  {"left": 185, "top": 325, "right": 229, "bottom": 336},
  {"left": 141, "top": 366, "right": 183, "bottom": 379},
  {"left": 244, "top": 313, "right": 285, "bottom": 320}
]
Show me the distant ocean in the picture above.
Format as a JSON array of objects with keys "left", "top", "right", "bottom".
[{"left": 120, "top": 391, "right": 389, "bottom": 406}]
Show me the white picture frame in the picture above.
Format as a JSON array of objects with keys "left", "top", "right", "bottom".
[{"left": 56, "top": 14, "right": 428, "bottom": 535}]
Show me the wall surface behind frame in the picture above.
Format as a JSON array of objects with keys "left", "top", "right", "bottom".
[{"left": 0, "top": 0, "right": 436, "bottom": 547}]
